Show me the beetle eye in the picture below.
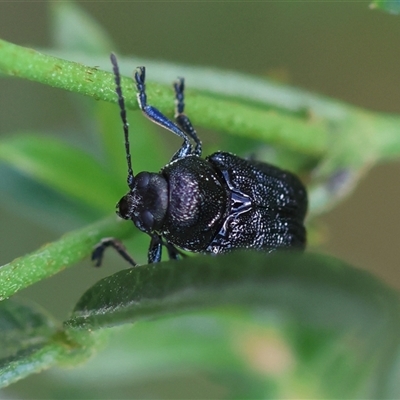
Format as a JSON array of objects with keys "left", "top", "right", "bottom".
[
  {"left": 136, "top": 172, "right": 150, "bottom": 189},
  {"left": 140, "top": 210, "right": 154, "bottom": 230},
  {"left": 116, "top": 196, "right": 130, "bottom": 219}
]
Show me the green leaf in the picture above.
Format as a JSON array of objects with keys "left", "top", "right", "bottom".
[
  {"left": 0, "top": 165, "right": 103, "bottom": 231},
  {"left": 0, "top": 298, "right": 60, "bottom": 387},
  {"left": 50, "top": 2, "right": 114, "bottom": 53},
  {"left": 0, "top": 134, "right": 124, "bottom": 214},
  {"left": 65, "top": 251, "right": 400, "bottom": 398},
  {"left": 370, "top": 0, "right": 400, "bottom": 14},
  {"left": 0, "top": 298, "right": 110, "bottom": 389},
  {"left": 67, "top": 252, "right": 399, "bottom": 332},
  {"left": 0, "top": 298, "right": 57, "bottom": 361}
]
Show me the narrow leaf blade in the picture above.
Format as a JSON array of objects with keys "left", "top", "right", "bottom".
[
  {"left": 0, "top": 134, "right": 123, "bottom": 214},
  {"left": 0, "top": 298, "right": 59, "bottom": 388},
  {"left": 66, "top": 252, "right": 400, "bottom": 398}
]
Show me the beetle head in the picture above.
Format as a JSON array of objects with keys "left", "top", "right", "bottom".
[{"left": 117, "top": 172, "right": 168, "bottom": 233}]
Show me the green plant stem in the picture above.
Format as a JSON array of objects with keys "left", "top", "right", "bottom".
[
  {"left": 0, "top": 217, "right": 134, "bottom": 300},
  {"left": 2, "top": 39, "right": 400, "bottom": 165},
  {"left": 0, "top": 36, "right": 400, "bottom": 160},
  {"left": 0, "top": 38, "right": 326, "bottom": 155}
]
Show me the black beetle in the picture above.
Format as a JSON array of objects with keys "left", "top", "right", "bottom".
[{"left": 92, "top": 54, "right": 307, "bottom": 266}]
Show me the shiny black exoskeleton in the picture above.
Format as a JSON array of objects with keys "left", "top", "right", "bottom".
[{"left": 92, "top": 54, "right": 307, "bottom": 267}]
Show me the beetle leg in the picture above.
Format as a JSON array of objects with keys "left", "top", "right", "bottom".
[
  {"left": 164, "top": 240, "right": 188, "bottom": 260},
  {"left": 92, "top": 237, "right": 137, "bottom": 267},
  {"left": 148, "top": 235, "right": 187, "bottom": 263},
  {"left": 134, "top": 67, "right": 193, "bottom": 160},
  {"left": 148, "top": 235, "right": 163, "bottom": 263},
  {"left": 173, "top": 77, "right": 202, "bottom": 157}
]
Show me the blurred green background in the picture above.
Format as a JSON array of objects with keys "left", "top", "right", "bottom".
[{"left": 0, "top": 2, "right": 400, "bottom": 396}]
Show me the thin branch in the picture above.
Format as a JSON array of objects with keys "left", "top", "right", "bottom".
[{"left": 0, "top": 217, "right": 134, "bottom": 300}]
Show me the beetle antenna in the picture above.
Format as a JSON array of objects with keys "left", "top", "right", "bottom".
[{"left": 110, "top": 53, "right": 135, "bottom": 189}]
